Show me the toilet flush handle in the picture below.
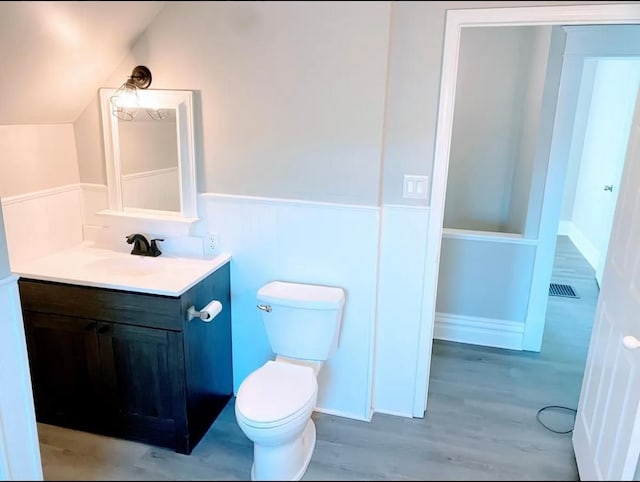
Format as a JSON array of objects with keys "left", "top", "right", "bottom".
[{"left": 257, "top": 304, "right": 272, "bottom": 312}]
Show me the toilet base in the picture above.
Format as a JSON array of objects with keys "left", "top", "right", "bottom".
[{"left": 250, "top": 419, "right": 316, "bottom": 481}]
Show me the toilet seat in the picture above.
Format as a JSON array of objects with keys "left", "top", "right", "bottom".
[{"left": 236, "top": 361, "right": 317, "bottom": 428}]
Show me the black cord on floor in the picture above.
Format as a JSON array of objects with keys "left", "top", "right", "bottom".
[{"left": 536, "top": 405, "right": 577, "bottom": 434}]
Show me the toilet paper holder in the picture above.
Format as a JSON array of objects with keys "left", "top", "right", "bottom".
[{"left": 187, "top": 300, "right": 222, "bottom": 322}]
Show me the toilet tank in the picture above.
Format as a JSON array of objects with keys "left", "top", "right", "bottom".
[{"left": 257, "top": 281, "right": 345, "bottom": 361}]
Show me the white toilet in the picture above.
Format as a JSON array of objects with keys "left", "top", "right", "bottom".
[{"left": 235, "top": 280, "right": 345, "bottom": 481}]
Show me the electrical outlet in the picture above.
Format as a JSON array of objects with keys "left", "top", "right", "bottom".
[{"left": 203, "top": 232, "right": 219, "bottom": 256}]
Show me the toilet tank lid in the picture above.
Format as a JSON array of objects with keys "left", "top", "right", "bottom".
[{"left": 257, "top": 281, "right": 345, "bottom": 310}]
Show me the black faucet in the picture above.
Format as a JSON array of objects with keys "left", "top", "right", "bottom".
[{"left": 126, "top": 233, "right": 164, "bottom": 257}]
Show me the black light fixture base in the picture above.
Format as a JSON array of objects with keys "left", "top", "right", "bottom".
[{"left": 130, "top": 65, "right": 152, "bottom": 89}]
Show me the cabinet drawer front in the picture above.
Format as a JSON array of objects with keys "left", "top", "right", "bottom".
[{"left": 19, "top": 279, "right": 183, "bottom": 331}]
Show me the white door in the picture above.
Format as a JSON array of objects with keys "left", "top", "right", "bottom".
[{"left": 572, "top": 83, "right": 640, "bottom": 480}]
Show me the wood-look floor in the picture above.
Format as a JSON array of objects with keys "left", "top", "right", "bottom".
[{"left": 37, "top": 235, "right": 598, "bottom": 481}]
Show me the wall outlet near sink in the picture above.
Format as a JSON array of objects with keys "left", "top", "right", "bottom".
[{"left": 203, "top": 232, "right": 220, "bottom": 256}]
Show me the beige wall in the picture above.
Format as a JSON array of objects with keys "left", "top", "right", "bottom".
[
  {"left": 0, "top": 124, "right": 79, "bottom": 198},
  {"left": 73, "top": 0, "right": 630, "bottom": 207}
]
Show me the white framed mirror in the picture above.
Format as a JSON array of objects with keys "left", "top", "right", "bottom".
[{"left": 98, "top": 88, "right": 199, "bottom": 233}]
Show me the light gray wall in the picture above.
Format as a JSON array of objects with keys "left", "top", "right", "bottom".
[
  {"left": 572, "top": 59, "right": 640, "bottom": 253},
  {"left": 436, "top": 26, "right": 564, "bottom": 328},
  {"left": 378, "top": 1, "right": 621, "bottom": 207},
  {"left": 0, "top": 125, "right": 80, "bottom": 197},
  {"left": 560, "top": 25, "right": 640, "bottom": 225},
  {"left": 436, "top": 237, "right": 536, "bottom": 321},
  {"left": 443, "top": 26, "right": 542, "bottom": 233},
  {"left": 560, "top": 61, "right": 597, "bottom": 223},
  {"left": 77, "top": 1, "right": 391, "bottom": 206},
  {"left": 521, "top": 25, "right": 567, "bottom": 238},
  {"left": 73, "top": 1, "right": 628, "bottom": 208},
  {"left": 74, "top": 97, "right": 105, "bottom": 185},
  {"left": 506, "top": 26, "right": 553, "bottom": 235}
]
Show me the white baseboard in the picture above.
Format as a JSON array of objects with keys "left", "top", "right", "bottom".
[
  {"left": 434, "top": 312, "right": 525, "bottom": 350},
  {"left": 373, "top": 408, "right": 413, "bottom": 419},
  {"left": 314, "top": 406, "right": 372, "bottom": 423}
]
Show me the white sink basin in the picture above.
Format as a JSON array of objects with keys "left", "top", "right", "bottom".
[{"left": 83, "top": 256, "right": 160, "bottom": 277}]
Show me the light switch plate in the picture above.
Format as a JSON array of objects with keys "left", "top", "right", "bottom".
[{"left": 403, "top": 175, "right": 429, "bottom": 199}]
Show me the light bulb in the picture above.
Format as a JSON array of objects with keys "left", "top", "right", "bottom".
[{"left": 110, "top": 80, "right": 140, "bottom": 121}]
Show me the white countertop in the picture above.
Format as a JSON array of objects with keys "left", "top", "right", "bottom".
[{"left": 12, "top": 243, "right": 231, "bottom": 297}]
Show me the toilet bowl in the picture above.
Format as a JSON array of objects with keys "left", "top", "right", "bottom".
[
  {"left": 235, "top": 280, "right": 345, "bottom": 481},
  {"left": 235, "top": 360, "right": 318, "bottom": 481}
]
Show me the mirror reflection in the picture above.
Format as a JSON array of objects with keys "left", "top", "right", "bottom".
[{"left": 117, "top": 109, "right": 180, "bottom": 212}]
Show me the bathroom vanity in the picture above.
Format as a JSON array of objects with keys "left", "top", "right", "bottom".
[{"left": 14, "top": 245, "right": 233, "bottom": 455}]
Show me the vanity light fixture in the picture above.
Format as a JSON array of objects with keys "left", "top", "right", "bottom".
[{"left": 110, "top": 65, "right": 153, "bottom": 121}]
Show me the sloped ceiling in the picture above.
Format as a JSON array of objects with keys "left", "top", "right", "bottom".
[{"left": 0, "top": 1, "right": 166, "bottom": 125}]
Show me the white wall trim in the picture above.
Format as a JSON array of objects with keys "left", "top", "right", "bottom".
[
  {"left": 442, "top": 228, "right": 538, "bottom": 246},
  {"left": 381, "top": 203, "right": 429, "bottom": 211},
  {"left": 414, "top": 3, "right": 640, "bottom": 418},
  {"left": 373, "top": 408, "right": 413, "bottom": 419},
  {"left": 79, "top": 182, "right": 107, "bottom": 192},
  {"left": 199, "top": 192, "right": 380, "bottom": 213},
  {"left": 121, "top": 166, "right": 178, "bottom": 182},
  {"left": 374, "top": 204, "right": 429, "bottom": 419},
  {"left": 1, "top": 184, "right": 80, "bottom": 206},
  {"left": 0, "top": 276, "right": 43, "bottom": 480},
  {"left": 447, "top": 4, "right": 640, "bottom": 26},
  {"left": 434, "top": 312, "right": 525, "bottom": 351},
  {"left": 0, "top": 412, "right": 10, "bottom": 480},
  {"left": 314, "top": 406, "right": 371, "bottom": 423}
]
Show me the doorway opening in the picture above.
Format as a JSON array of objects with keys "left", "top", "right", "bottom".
[{"left": 413, "top": 3, "right": 640, "bottom": 419}]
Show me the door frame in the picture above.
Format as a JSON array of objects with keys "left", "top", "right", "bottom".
[{"left": 414, "top": 3, "right": 640, "bottom": 417}]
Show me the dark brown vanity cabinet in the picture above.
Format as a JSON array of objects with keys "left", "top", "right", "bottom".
[{"left": 18, "top": 261, "right": 233, "bottom": 455}]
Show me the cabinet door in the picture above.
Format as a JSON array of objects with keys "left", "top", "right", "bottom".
[
  {"left": 22, "top": 311, "right": 103, "bottom": 432},
  {"left": 97, "top": 322, "right": 188, "bottom": 451}
]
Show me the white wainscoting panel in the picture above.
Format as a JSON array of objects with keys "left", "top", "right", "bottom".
[
  {"left": 373, "top": 205, "right": 429, "bottom": 418},
  {"left": 79, "top": 183, "right": 108, "bottom": 228},
  {"left": 79, "top": 183, "right": 205, "bottom": 257},
  {"left": 1, "top": 185, "right": 84, "bottom": 268},
  {"left": 0, "top": 275, "right": 42, "bottom": 480},
  {"left": 199, "top": 193, "right": 379, "bottom": 421}
]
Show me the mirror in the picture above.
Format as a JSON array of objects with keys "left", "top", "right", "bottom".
[
  {"left": 99, "top": 88, "right": 198, "bottom": 222},
  {"left": 118, "top": 109, "right": 180, "bottom": 212}
]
